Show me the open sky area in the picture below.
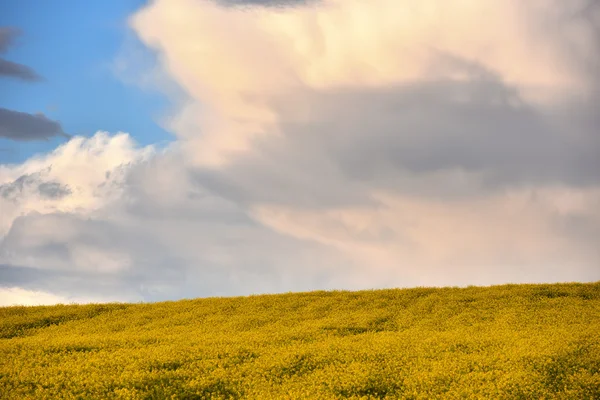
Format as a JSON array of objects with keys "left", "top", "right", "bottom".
[
  {"left": 0, "top": 0, "right": 598, "bottom": 305},
  {"left": 0, "top": 0, "right": 172, "bottom": 163}
]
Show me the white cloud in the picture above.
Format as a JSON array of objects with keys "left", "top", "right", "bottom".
[
  {"left": 1, "top": 0, "right": 599, "bottom": 306},
  {"left": 0, "top": 132, "right": 356, "bottom": 303},
  {"left": 0, "top": 287, "right": 71, "bottom": 306},
  {"left": 251, "top": 186, "right": 600, "bottom": 287},
  {"left": 0, "top": 287, "right": 129, "bottom": 306},
  {"left": 0, "top": 132, "right": 154, "bottom": 236},
  {"left": 129, "top": 0, "right": 599, "bottom": 287},
  {"left": 132, "top": 0, "right": 597, "bottom": 166}
]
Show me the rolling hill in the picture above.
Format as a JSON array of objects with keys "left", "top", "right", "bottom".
[{"left": 1, "top": 282, "right": 599, "bottom": 399}]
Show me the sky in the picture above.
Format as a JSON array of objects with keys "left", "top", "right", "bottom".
[
  {"left": 0, "top": 0, "right": 598, "bottom": 306},
  {"left": 0, "top": 0, "right": 172, "bottom": 163}
]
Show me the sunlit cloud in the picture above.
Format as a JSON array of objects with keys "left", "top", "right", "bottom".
[{"left": 1, "top": 0, "right": 598, "bottom": 305}]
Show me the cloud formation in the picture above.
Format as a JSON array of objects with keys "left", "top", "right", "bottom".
[
  {"left": 0, "top": 27, "right": 41, "bottom": 81},
  {"left": 1, "top": 0, "right": 599, "bottom": 305},
  {"left": 0, "top": 108, "right": 69, "bottom": 141}
]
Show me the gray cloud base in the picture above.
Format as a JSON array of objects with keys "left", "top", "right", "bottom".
[
  {"left": 0, "top": 108, "right": 69, "bottom": 141},
  {"left": 204, "top": 77, "right": 599, "bottom": 210},
  {"left": 0, "top": 58, "right": 41, "bottom": 81},
  {"left": 0, "top": 152, "right": 360, "bottom": 302}
]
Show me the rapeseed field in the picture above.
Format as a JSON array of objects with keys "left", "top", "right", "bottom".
[{"left": 1, "top": 282, "right": 599, "bottom": 399}]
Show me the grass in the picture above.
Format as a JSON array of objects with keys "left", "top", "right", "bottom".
[{"left": 1, "top": 282, "right": 599, "bottom": 399}]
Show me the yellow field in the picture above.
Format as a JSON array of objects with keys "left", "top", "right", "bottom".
[{"left": 1, "top": 282, "right": 599, "bottom": 399}]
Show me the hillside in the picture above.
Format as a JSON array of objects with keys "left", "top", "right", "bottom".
[{"left": 1, "top": 282, "right": 599, "bottom": 399}]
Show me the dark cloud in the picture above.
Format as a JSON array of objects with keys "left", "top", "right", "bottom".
[
  {"left": 271, "top": 71, "right": 598, "bottom": 190},
  {"left": 295, "top": 83, "right": 589, "bottom": 186},
  {"left": 0, "top": 58, "right": 41, "bottom": 81},
  {"left": 0, "top": 108, "right": 69, "bottom": 141},
  {"left": 0, "top": 172, "right": 71, "bottom": 201},
  {"left": 37, "top": 182, "right": 72, "bottom": 199},
  {"left": 0, "top": 27, "right": 19, "bottom": 53},
  {"left": 0, "top": 175, "right": 37, "bottom": 200},
  {"left": 191, "top": 57, "right": 599, "bottom": 210},
  {"left": 0, "top": 26, "right": 41, "bottom": 81}
]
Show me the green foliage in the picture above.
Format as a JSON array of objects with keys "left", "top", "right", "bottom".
[{"left": 1, "top": 282, "right": 599, "bottom": 399}]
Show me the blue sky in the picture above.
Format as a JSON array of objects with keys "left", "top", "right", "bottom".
[{"left": 0, "top": 0, "right": 172, "bottom": 163}]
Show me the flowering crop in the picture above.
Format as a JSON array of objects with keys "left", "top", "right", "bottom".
[{"left": 1, "top": 282, "right": 599, "bottom": 399}]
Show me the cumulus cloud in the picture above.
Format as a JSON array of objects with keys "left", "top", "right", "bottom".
[
  {"left": 0, "top": 133, "right": 356, "bottom": 302},
  {"left": 1, "top": 0, "right": 599, "bottom": 305},
  {"left": 0, "top": 27, "right": 41, "bottom": 81},
  {"left": 130, "top": 0, "right": 600, "bottom": 282},
  {"left": 0, "top": 132, "right": 153, "bottom": 236},
  {"left": 132, "top": 0, "right": 598, "bottom": 165}
]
